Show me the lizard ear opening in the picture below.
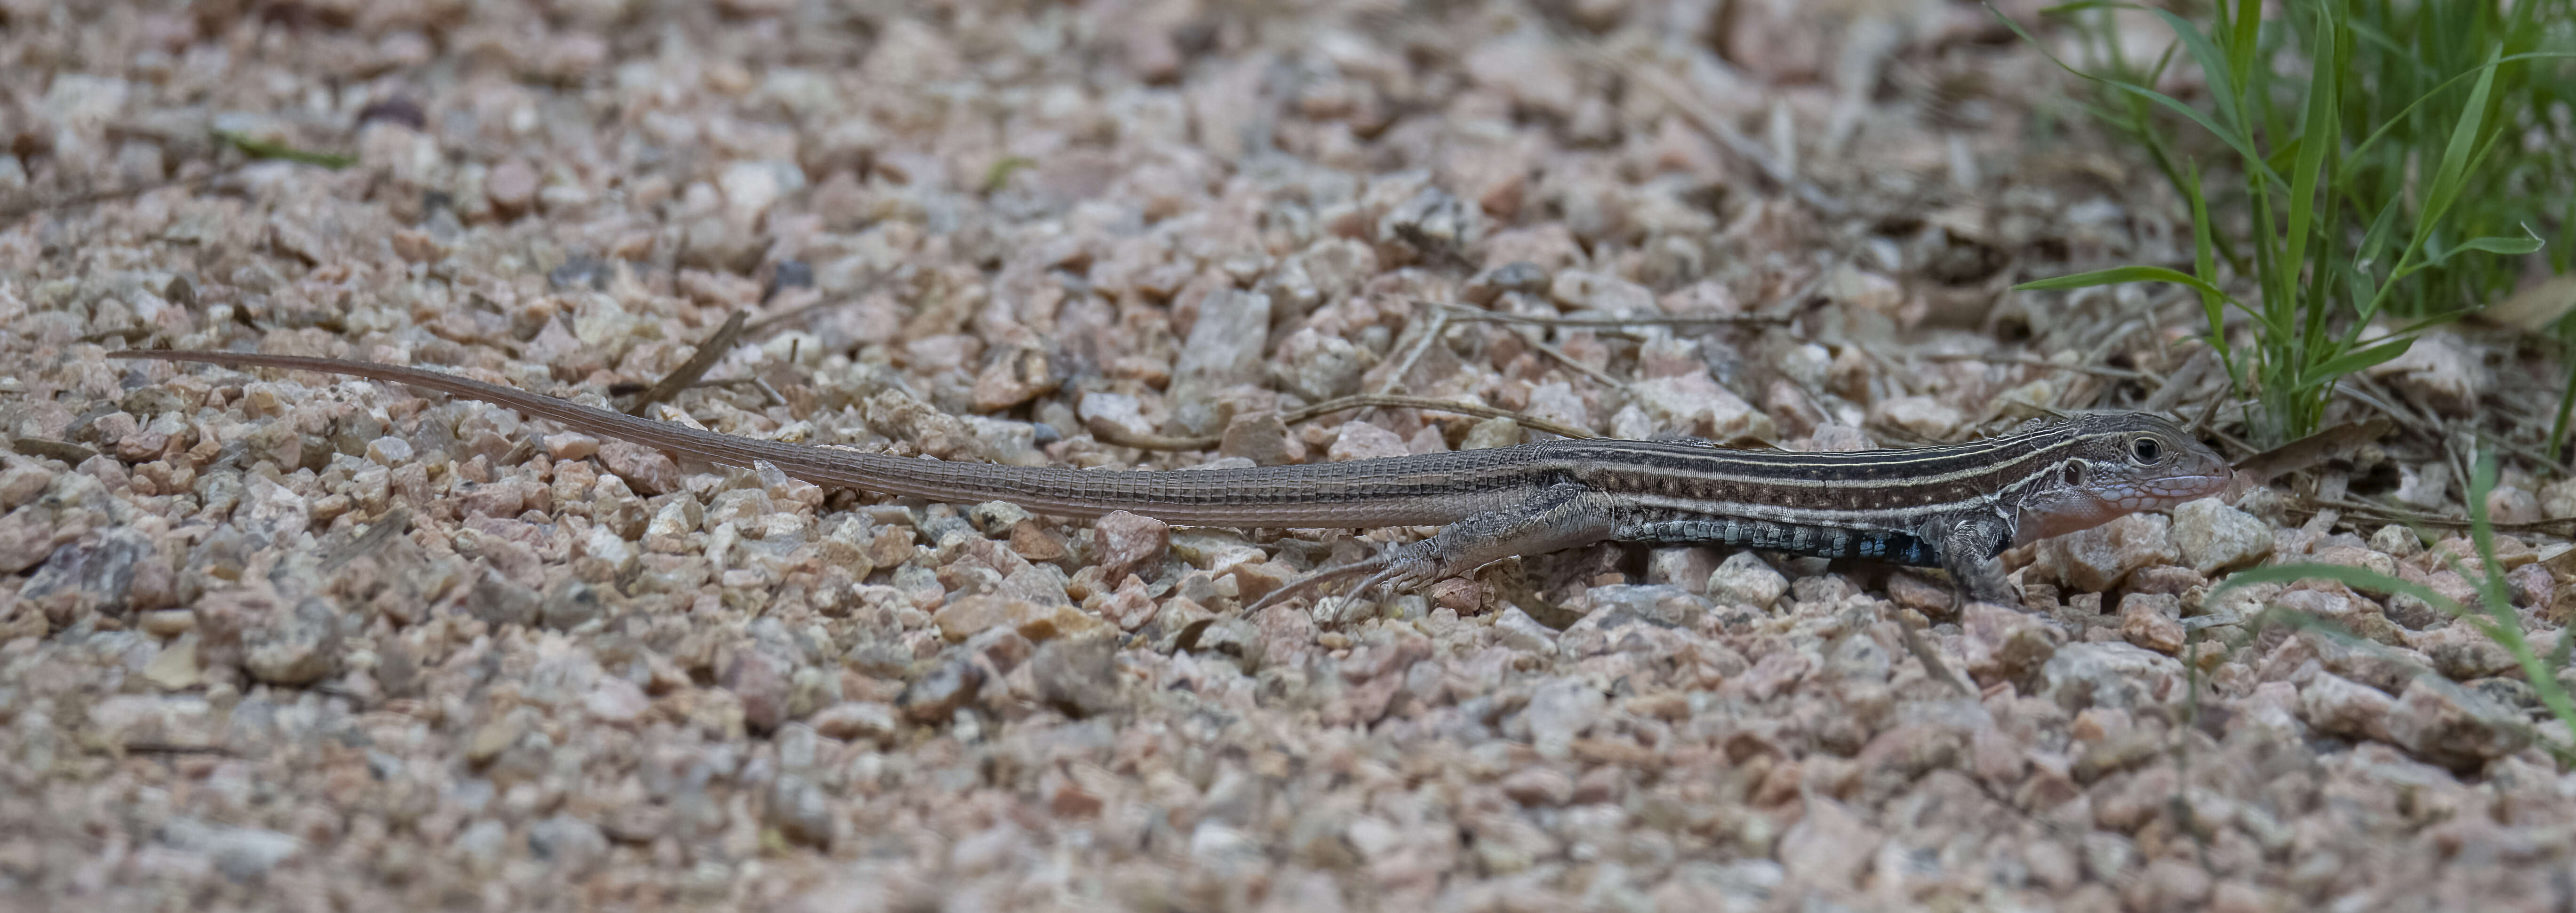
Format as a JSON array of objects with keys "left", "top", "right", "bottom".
[{"left": 2063, "top": 461, "right": 2086, "bottom": 486}]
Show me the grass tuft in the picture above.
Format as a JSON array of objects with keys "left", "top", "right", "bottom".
[{"left": 1993, "top": 0, "right": 2575, "bottom": 446}]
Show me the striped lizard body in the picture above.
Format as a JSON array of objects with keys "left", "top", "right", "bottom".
[{"left": 107, "top": 350, "right": 2240, "bottom": 604}]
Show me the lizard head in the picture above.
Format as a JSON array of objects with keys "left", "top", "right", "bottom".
[{"left": 2012, "top": 412, "right": 2240, "bottom": 547}]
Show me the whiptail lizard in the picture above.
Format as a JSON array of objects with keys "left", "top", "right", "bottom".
[{"left": 108, "top": 350, "right": 2241, "bottom": 606}]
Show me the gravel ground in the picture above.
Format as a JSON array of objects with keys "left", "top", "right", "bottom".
[{"left": 5, "top": 1, "right": 2576, "bottom": 911}]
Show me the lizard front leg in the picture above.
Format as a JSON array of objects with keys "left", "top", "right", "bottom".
[
  {"left": 1925, "top": 515, "right": 2016, "bottom": 606},
  {"left": 1252, "top": 483, "right": 1619, "bottom": 611}
]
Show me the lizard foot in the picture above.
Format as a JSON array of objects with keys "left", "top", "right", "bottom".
[
  {"left": 1242, "top": 540, "right": 1454, "bottom": 614},
  {"left": 1242, "top": 554, "right": 1388, "bottom": 614}
]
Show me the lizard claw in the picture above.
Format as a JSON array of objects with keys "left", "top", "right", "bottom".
[
  {"left": 1344, "top": 563, "right": 1407, "bottom": 608},
  {"left": 1244, "top": 554, "right": 1389, "bottom": 614},
  {"left": 1241, "top": 540, "right": 1452, "bottom": 615},
  {"left": 1352, "top": 540, "right": 1449, "bottom": 597}
]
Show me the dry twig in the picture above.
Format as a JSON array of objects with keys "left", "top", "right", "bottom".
[{"left": 624, "top": 311, "right": 747, "bottom": 416}]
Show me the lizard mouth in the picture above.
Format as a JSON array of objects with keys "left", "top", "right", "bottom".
[
  {"left": 2014, "top": 498, "right": 2127, "bottom": 546},
  {"left": 2013, "top": 470, "right": 2242, "bottom": 547},
  {"left": 2145, "top": 471, "right": 2243, "bottom": 505}
]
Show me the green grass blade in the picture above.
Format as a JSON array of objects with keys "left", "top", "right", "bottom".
[
  {"left": 2409, "top": 47, "right": 2504, "bottom": 245},
  {"left": 2294, "top": 338, "right": 2413, "bottom": 392},
  {"left": 2353, "top": 191, "right": 2405, "bottom": 273},
  {"left": 2264, "top": 134, "right": 2304, "bottom": 186},
  {"left": 2211, "top": 563, "right": 2455, "bottom": 614},
  {"left": 2331, "top": 51, "right": 2576, "bottom": 186},
  {"left": 2559, "top": 194, "right": 2575, "bottom": 275},
  {"left": 2453, "top": 452, "right": 2573, "bottom": 752},
  {"left": 2461, "top": 451, "right": 2513, "bottom": 619},
  {"left": 2016, "top": 265, "right": 2232, "bottom": 298},
  {"left": 2343, "top": 268, "right": 2379, "bottom": 324},
  {"left": 2550, "top": 359, "right": 2576, "bottom": 462},
  {"left": 2037, "top": 0, "right": 2134, "bottom": 13},
  {"left": 215, "top": 131, "right": 358, "bottom": 169},
  {"left": 2361, "top": 48, "right": 2512, "bottom": 318},
  {"left": 2184, "top": 162, "right": 2241, "bottom": 388},
  {"left": 2248, "top": 176, "right": 2286, "bottom": 352},
  {"left": 2417, "top": 230, "right": 2547, "bottom": 270},
  {"left": 2188, "top": 161, "right": 2223, "bottom": 330},
  {"left": 2282, "top": 0, "right": 2341, "bottom": 291},
  {"left": 2343, "top": 309, "right": 2477, "bottom": 352},
  {"left": 2344, "top": 16, "right": 2417, "bottom": 71},
  {"left": 2144, "top": 6, "right": 2253, "bottom": 141},
  {"left": 2018, "top": 264, "right": 2275, "bottom": 332},
  {"left": 2115, "top": 86, "right": 2280, "bottom": 188},
  {"left": 2224, "top": 0, "right": 2263, "bottom": 126},
  {"left": 2340, "top": 201, "right": 2388, "bottom": 333},
  {"left": 1983, "top": 2, "right": 2285, "bottom": 188}
]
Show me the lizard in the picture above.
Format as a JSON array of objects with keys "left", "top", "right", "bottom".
[{"left": 106, "top": 349, "right": 2241, "bottom": 607}]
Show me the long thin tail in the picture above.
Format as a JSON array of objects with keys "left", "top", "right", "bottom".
[{"left": 106, "top": 349, "right": 1496, "bottom": 527}]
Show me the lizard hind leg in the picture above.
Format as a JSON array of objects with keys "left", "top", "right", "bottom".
[
  {"left": 1242, "top": 483, "right": 1620, "bottom": 616},
  {"left": 1242, "top": 536, "right": 1459, "bottom": 618}
]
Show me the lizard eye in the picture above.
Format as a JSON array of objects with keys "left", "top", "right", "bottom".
[{"left": 2131, "top": 437, "right": 2163, "bottom": 464}]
